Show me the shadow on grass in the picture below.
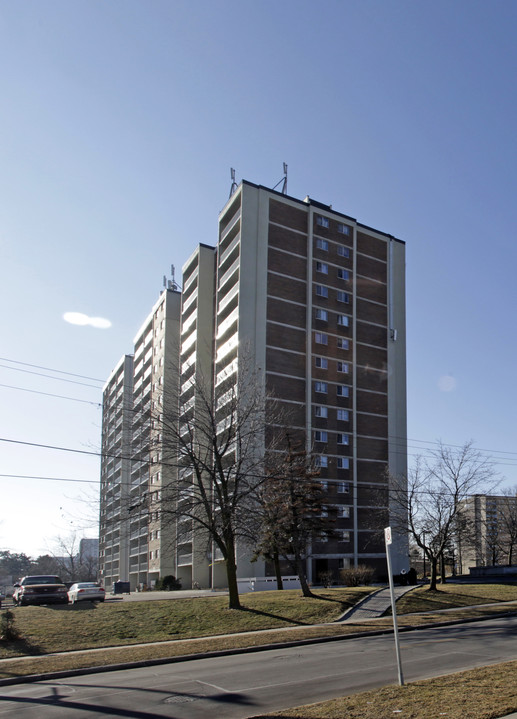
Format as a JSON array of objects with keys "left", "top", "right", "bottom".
[
  {"left": 0, "top": 636, "right": 45, "bottom": 657},
  {"left": 419, "top": 588, "right": 510, "bottom": 604},
  {"left": 239, "top": 606, "right": 311, "bottom": 625},
  {"left": 240, "top": 592, "right": 352, "bottom": 624}
]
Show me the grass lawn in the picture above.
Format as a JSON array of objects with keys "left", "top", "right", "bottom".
[
  {"left": 0, "top": 587, "right": 374, "bottom": 659},
  {"left": 254, "top": 661, "right": 517, "bottom": 719},
  {"left": 395, "top": 582, "right": 517, "bottom": 614},
  {"left": 1, "top": 583, "right": 516, "bottom": 684}
]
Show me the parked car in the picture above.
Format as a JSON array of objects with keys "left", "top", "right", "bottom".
[
  {"left": 13, "top": 575, "right": 68, "bottom": 606},
  {"left": 68, "top": 582, "right": 106, "bottom": 604}
]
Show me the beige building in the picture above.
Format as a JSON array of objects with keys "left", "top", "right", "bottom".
[
  {"left": 99, "top": 354, "right": 134, "bottom": 588},
  {"left": 99, "top": 179, "right": 408, "bottom": 587},
  {"left": 174, "top": 181, "right": 407, "bottom": 585},
  {"left": 456, "top": 494, "right": 517, "bottom": 572},
  {"left": 99, "top": 288, "right": 181, "bottom": 590}
]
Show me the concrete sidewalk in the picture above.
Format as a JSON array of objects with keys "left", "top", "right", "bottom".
[{"left": 339, "top": 584, "right": 416, "bottom": 621}]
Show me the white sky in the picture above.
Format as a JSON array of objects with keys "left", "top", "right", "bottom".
[{"left": 1, "top": 0, "right": 517, "bottom": 556}]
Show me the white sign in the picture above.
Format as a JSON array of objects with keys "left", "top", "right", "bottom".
[{"left": 384, "top": 526, "right": 392, "bottom": 545}]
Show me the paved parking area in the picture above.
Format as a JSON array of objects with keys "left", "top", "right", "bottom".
[{"left": 107, "top": 589, "right": 228, "bottom": 602}]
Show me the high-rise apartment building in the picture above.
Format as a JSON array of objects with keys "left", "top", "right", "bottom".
[
  {"left": 212, "top": 181, "right": 407, "bottom": 580},
  {"left": 99, "top": 354, "right": 134, "bottom": 588},
  {"left": 99, "top": 179, "right": 408, "bottom": 588},
  {"left": 99, "top": 288, "right": 181, "bottom": 590}
]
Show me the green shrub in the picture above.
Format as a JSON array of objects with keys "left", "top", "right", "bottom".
[{"left": 155, "top": 575, "right": 182, "bottom": 591}]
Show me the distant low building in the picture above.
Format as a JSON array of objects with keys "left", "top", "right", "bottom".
[{"left": 79, "top": 538, "right": 99, "bottom": 560}]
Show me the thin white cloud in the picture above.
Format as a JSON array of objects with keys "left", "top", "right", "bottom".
[
  {"left": 437, "top": 375, "right": 456, "bottom": 392},
  {"left": 63, "top": 312, "right": 112, "bottom": 329}
]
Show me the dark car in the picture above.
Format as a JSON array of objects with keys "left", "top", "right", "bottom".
[{"left": 13, "top": 575, "right": 69, "bottom": 606}]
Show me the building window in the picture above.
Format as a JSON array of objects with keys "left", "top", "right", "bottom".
[
  {"left": 340, "top": 530, "right": 351, "bottom": 542},
  {"left": 337, "top": 385, "right": 349, "bottom": 397},
  {"left": 316, "top": 238, "right": 329, "bottom": 251},
  {"left": 337, "top": 362, "right": 349, "bottom": 373},
  {"left": 337, "top": 223, "right": 350, "bottom": 235},
  {"left": 315, "top": 405, "right": 328, "bottom": 418},
  {"left": 315, "top": 356, "right": 328, "bottom": 369},
  {"left": 315, "top": 455, "right": 328, "bottom": 468},
  {"left": 316, "top": 285, "right": 329, "bottom": 298},
  {"left": 337, "top": 409, "right": 349, "bottom": 422},
  {"left": 321, "top": 481, "right": 328, "bottom": 491},
  {"left": 317, "top": 215, "right": 329, "bottom": 228},
  {"left": 315, "top": 332, "right": 328, "bottom": 345},
  {"left": 337, "top": 244, "right": 350, "bottom": 257},
  {"left": 338, "top": 481, "right": 349, "bottom": 493},
  {"left": 337, "top": 314, "right": 349, "bottom": 327},
  {"left": 337, "top": 433, "right": 350, "bottom": 445},
  {"left": 315, "top": 430, "right": 328, "bottom": 442},
  {"left": 315, "top": 309, "right": 328, "bottom": 321},
  {"left": 337, "top": 338, "right": 349, "bottom": 350},
  {"left": 337, "top": 268, "right": 350, "bottom": 281},
  {"left": 337, "top": 291, "right": 350, "bottom": 303},
  {"left": 315, "top": 381, "right": 328, "bottom": 393},
  {"left": 338, "top": 505, "right": 350, "bottom": 518},
  {"left": 316, "top": 262, "right": 328, "bottom": 274}
]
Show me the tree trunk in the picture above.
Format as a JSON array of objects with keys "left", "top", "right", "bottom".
[
  {"left": 295, "top": 554, "right": 314, "bottom": 598},
  {"left": 273, "top": 551, "right": 283, "bottom": 590},
  {"left": 224, "top": 547, "right": 241, "bottom": 610},
  {"left": 429, "top": 556, "right": 438, "bottom": 591},
  {"left": 440, "top": 552, "right": 447, "bottom": 584}
]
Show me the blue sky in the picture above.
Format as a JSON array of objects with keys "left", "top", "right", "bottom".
[{"left": 1, "top": 0, "right": 517, "bottom": 557}]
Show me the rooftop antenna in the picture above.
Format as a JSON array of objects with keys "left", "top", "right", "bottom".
[
  {"left": 273, "top": 162, "right": 288, "bottom": 194},
  {"left": 163, "top": 264, "right": 181, "bottom": 292},
  {"left": 229, "top": 167, "right": 238, "bottom": 198}
]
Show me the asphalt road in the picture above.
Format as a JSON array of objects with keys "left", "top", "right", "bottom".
[{"left": 1, "top": 615, "right": 517, "bottom": 718}]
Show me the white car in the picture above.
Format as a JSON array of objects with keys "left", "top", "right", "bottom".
[{"left": 68, "top": 582, "right": 106, "bottom": 604}]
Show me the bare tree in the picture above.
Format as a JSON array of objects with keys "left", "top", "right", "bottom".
[
  {"left": 496, "top": 487, "right": 517, "bottom": 565},
  {"left": 150, "top": 363, "right": 281, "bottom": 610},
  {"left": 254, "top": 434, "right": 334, "bottom": 598},
  {"left": 390, "top": 442, "right": 496, "bottom": 591},
  {"left": 49, "top": 532, "right": 98, "bottom": 582}
]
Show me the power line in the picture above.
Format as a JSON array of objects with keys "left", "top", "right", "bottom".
[
  {"left": 0, "top": 357, "right": 104, "bottom": 383},
  {"left": 2, "top": 433, "right": 517, "bottom": 470},
  {"left": 2, "top": 358, "right": 517, "bottom": 459},
  {"left": 0, "top": 437, "right": 103, "bottom": 458},
  {"left": 0, "top": 383, "right": 102, "bottom": 407},
  {"left": 0, "top": 435, "right": 516, "bottom": 500},
  {"left": 0, "top": 364, "right": 102, "bottom": 389},
  {"left": 0, "top": 473, "right": 98, "bottom": 485}
]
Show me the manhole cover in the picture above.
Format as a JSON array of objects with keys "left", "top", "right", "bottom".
[{"left": 164, "top": 695, "right": 197, "bottom": 704}]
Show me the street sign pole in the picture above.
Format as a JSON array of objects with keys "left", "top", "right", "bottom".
[{"left": 384, "top": 526, "right": 404, "bottom": 686}]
